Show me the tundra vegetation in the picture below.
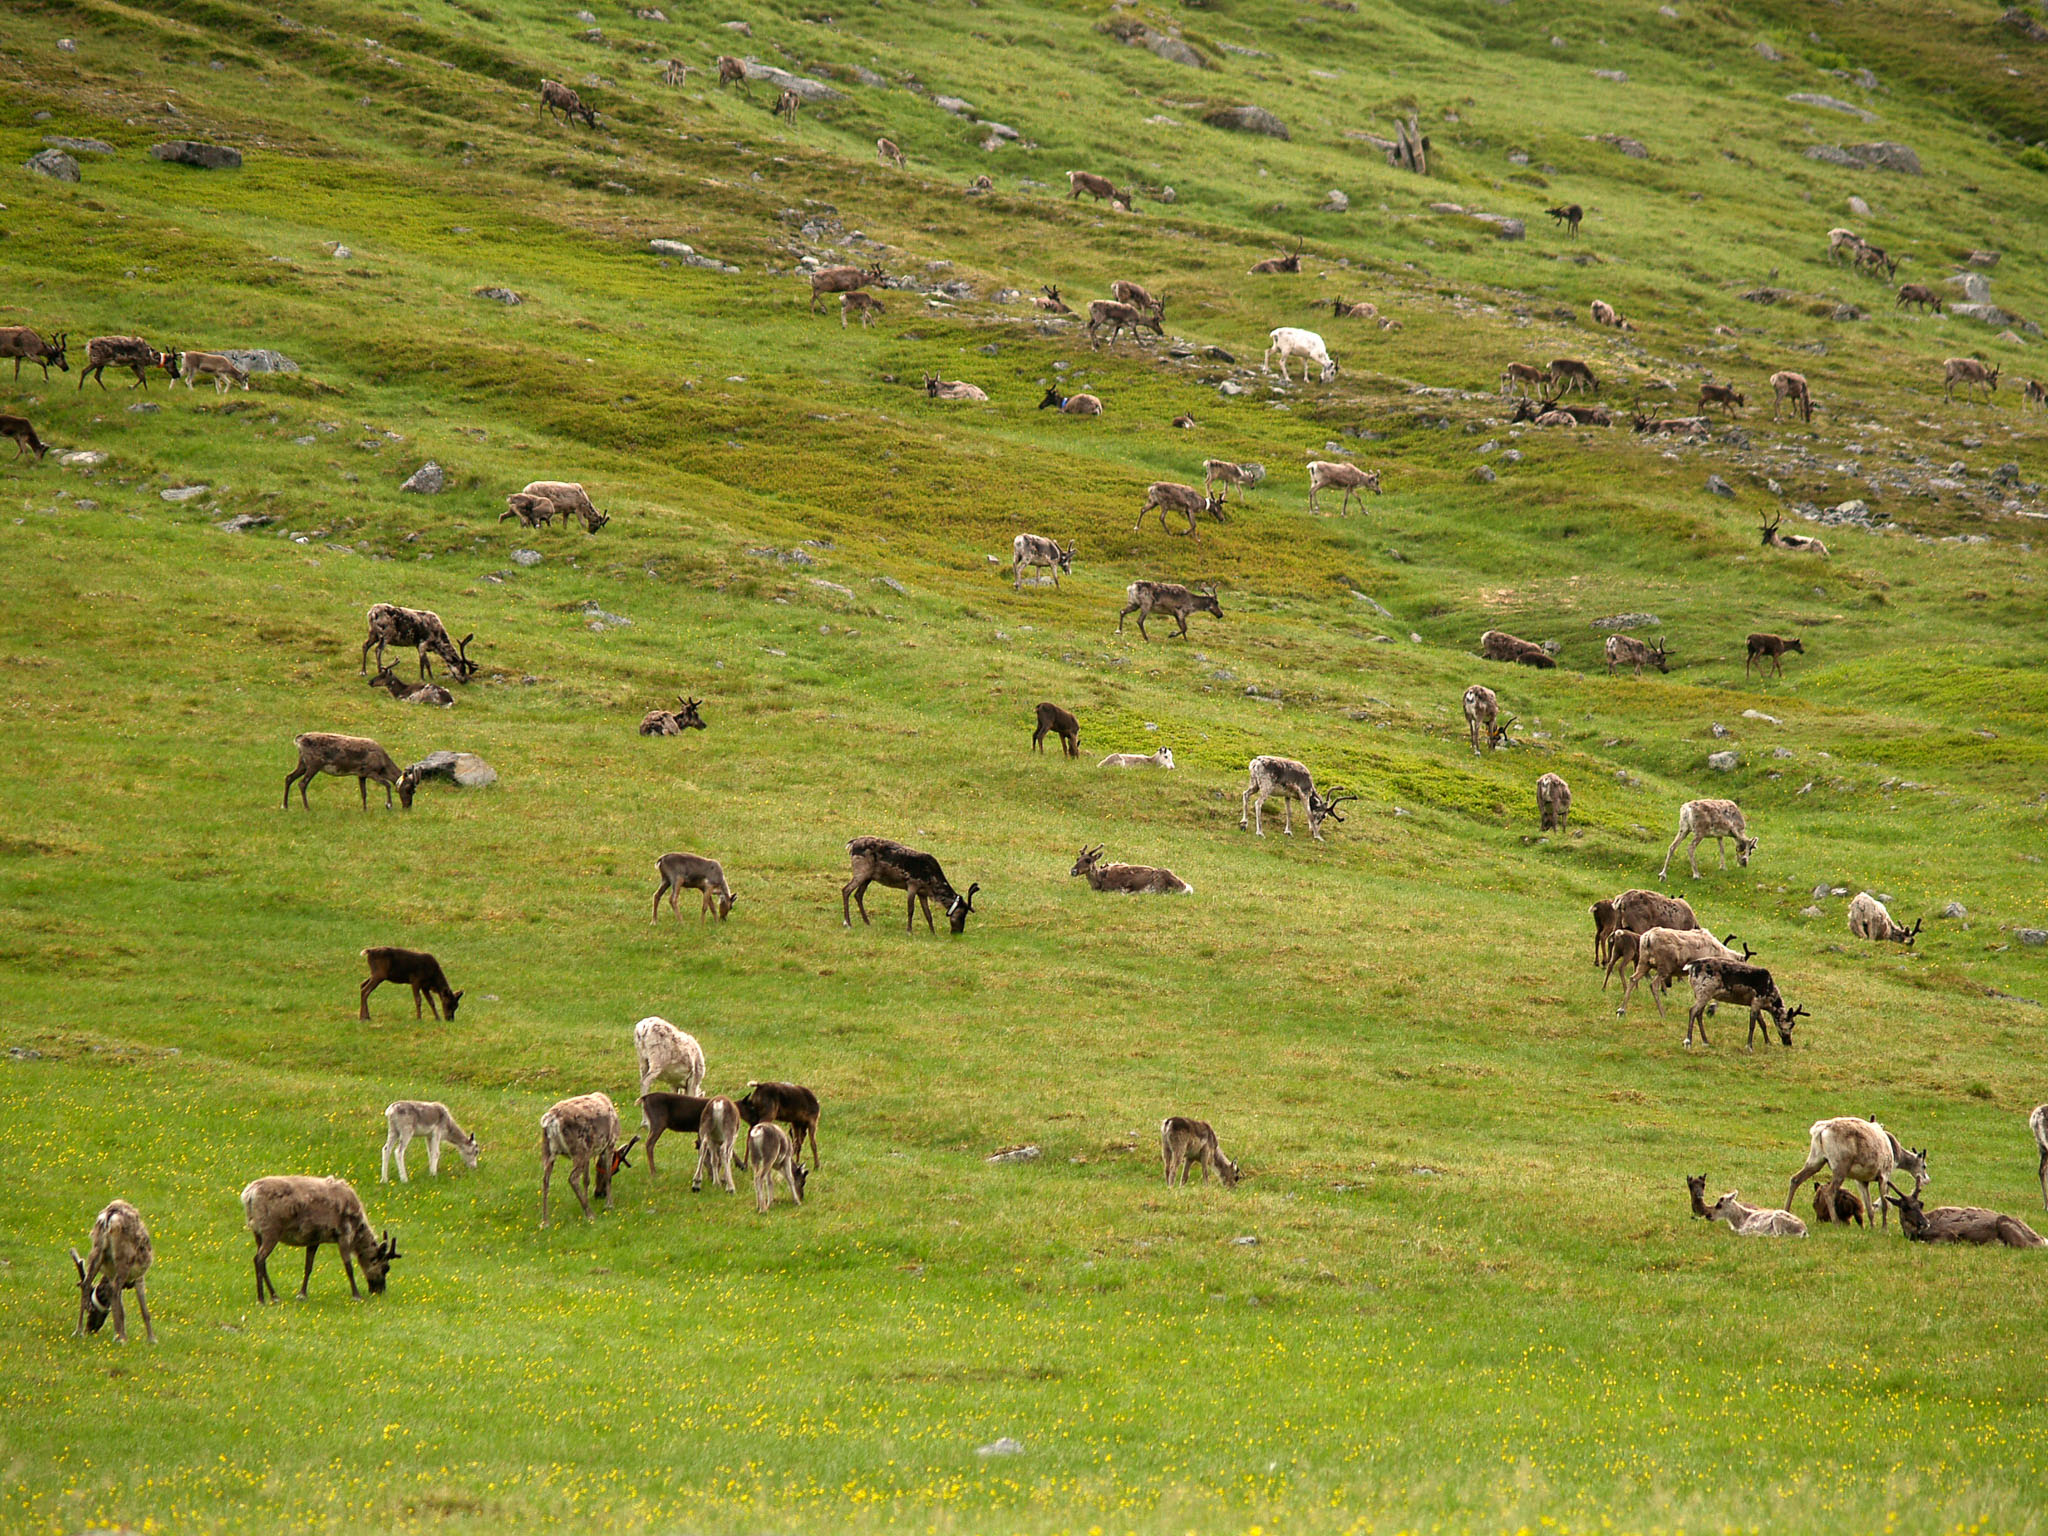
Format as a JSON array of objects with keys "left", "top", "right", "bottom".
[{"left": 3, "top": 0, "right": 2048, "bottom": 1532}]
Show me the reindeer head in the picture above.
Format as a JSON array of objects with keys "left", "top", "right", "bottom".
[
  {"left": 676, "top": 696, "right": 707, "bottom": 730},
  {"left": 1735, "top": 832, "right": 1758, "bottom": 867},
  {"left": 924, "top": 373, "right": 941, "bottom": 397},
  {"left": 715, "top": 889, "right": 737, "bottom": 920},
  {"left": 1038, "top": 387, "right": 1064, "bottom": 411},
  {"left": 1770, "top": 1001, "right": 1807, "bottom": 1047},
  {"left": 1280, "top": 237, "right": 1303, "bottom": 273},
  {"left": 1510, "top": 399, "right": 1537, "bottom": 423},
  {"left": 370, "top": 664, "right": 403, "bottom": 696},
  {"left": 1070, "top": 845, "right": 1104, "bottom": 879},
  {"left": 1896, "top": 917, "right": 1924, "bottom": 948},
  {"left": 865, "top": 263, "right": 888, "bottom": 283},
  {"left": 1057, "top": 541, "right": 1076, "bottom": 573},
  {"left": 71, "top": 1248, "right": 115, "bottom": 1332},
  {"left": 1888, "top": 1185, "right": 1926, "bottom": 1232},
  {"left": 1307, "top": 786, "right": 1356, "bottom": 832},
  {"left": 1155, "top": 747, "right": 1175, "bottom": 769},
  {"left": 443, "top": 989, "right": 464, "bottom": 1020},
  {"left": 362, "top": 1229, "right": 401, "bottom": 1295},
  {"left": 1988, "top": 364, "right": 2002, "bottom": 391},
  {"left": 1650, "top": 640, "right": 1670, "bottom": 672},
  {"left": 1684, "top": 1173, "right": 1711, "bottom": 1217},
  {"left": 396, "top": 766, "right": 421, "bottom": 809},
  {"left": 449, "top": 633, "right": 479, "bottom": 681},
  {"left": 1042, "top": 283, "right": 1061, "bottom": 304},
  {"left": 1706, "top": 1191, "right": 1747, "bottom": 1225},
  {"left": 455, "top": 1130, "right": 482, "bottom": 1169},
  {"left": 594, "top": 1136, "right": 640, "bottom": 1200},
  {"left": 789, "top": 1159, "right": 810, "bottom": 1201},
  {"left": 49, "top": 333, "right": 70, "bottom": 371},
  {"left": 1759, "top": 514, "right": 1783, "bottom": 547},
  {"left": 1203, "top": 491, "right": 1228, "bottom": 522},
  {"left": 1215, "top": 1151, "right": 1242, "bottom": 1188},
  {"left": 1192, "top": 585, "right": 1223, "bottom": 618},
  {"left": 1490, "top": 715, "right": 1516, "bottom": 749},
  {"left": 1891, "top": 1142, "right": 1930, "bottom": 1195},
  {"left": 946, "top": 882, "right": 979, "bottom": 935}
]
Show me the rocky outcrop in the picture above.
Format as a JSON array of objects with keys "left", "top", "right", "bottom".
[
  {"left": 149, "top": 140, "right": 242, "bottom": 169},
  {"left": 1205, "top": 104, "right": 1289, "bottom": 138},
  {"left": 25, "top": 149, "right": 80, "bottom": 182}
]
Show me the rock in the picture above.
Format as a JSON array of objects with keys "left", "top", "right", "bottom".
[
  {"left": 649, "top": 239, "right": 739, "bottom": 272},
  {"left": 1205, "top": 104, "right": 1290, "bottom": 139},
  {"left": 1217, "top": 380, "right": 1247, "bottom": 396},
  {"left": 1773, "top": 747, "right": 1794, "bottom": 758},
  {"left": 1232, "top": 1234, "right": 1260, "bottom": 1246},
  {"left": 1754, "top": 40, "right": 1784, "bottom": 60},
  {"left": 1473, "top": 213, "right": 1525, "bottom": 239},
  {"left": 1992, "top": 462, "right": 2020, "bottom": 487},
  {"left": 1947, "top": 271, "right": 1993, "bottom": 303},
  {"left": 400, "top": 461, "right": 446, "bottom": 494},
  {"left": 977, "top": 1438, "right": 1025, "bottom": 1457},
  {"left": 1967, "top": 250, "right": 2001, "bottom": 269},
  {"left": 8, "top": 1046, "right": 43, "bottom": 1060},
  {"left": 1942, "top": 901, "right": 1967, "bottom": 918},
  {"left": 1844, "top": 141, "right": 1923, "bottom": 174},
  {"left": 723, "top": 18, "right": 750, "bottom": 33},
  {"left": 510, "top": 548, "right": 542, "bottom": 567},
  {"left": 149, "top": 140, "right": 242, "bottom": 170},
  {"left": 1847, "top": 195, "right": 1871, "bottom": 217},
  {"left": 222, "top": 348, "right": 297, "bottom": 374},
  {"left": 873, "top": 575, "right": 907, "bottom": 594},
  {"left": 1709, "top": 722, "right": 1731, "bottom": 739},
  {"left": 933, "top": 94, "right": 971, "bottom": 114},
  {"left": 1949, "top": 301, "right": 2020, "bottom": 327},
  {"left": 1156, "top": 185, "right": 1177, "bottom": 203},
  {"left": 851, "top": 65, "right": 886, "bottom": 87},
  {"left": 474, "top": 286, "right": 522, "bottom": 304},
  {"left": 986, "top": 1145, "right": 1041, "bottom": 1163},
  {"left": 1814, "top": 885, "right": 1833, "bottom": 900},
  {"left": 404, "top": 750, "right": 498, "bottom": 788},
  {"left": 43, "top": 135, "right": 114, "bottom": 155},
  {"left": 1598, "top": 133, "right": 1649, "bottom": 158},
  {"left": 1473, "top": 464, "right": 1497, "bottom": 484},
  {"left": 1150, "top": 35, "right": 1204, "bottom": 67},
  {"left": 981, "top": 121, "right": 1020, "bottom": 142},
  {"left": 1204, "top": 346, "right": 1236, "bottom": 363},
  {"left": 25, "top": 149, "right": 80, "bottom": 182},
  {"left": 127, "top": 401, "right": 159, "bottom": 414},
  {"left": 215, "top": 512, "right": 274, "bottom": 532},
  {"left": 59, "top": 450, "right": 107, "bottom": 467},
  {"left": 1801, "top": 905, "right": 1823, "bottom": 918},
  {"left": 2019, "top": 929, "right": 2048, "bottom": 947},
  {"left": 2004, "top": 6, "right": 2048, "bottom": 42},
  {"left": 1803, "top": 145, "right": 1860, "bottom": 168},
  {"left": 329, "top": 243, "right": 352, "bottom": 260},
  {"left": 1706, "top": 474, "right": 1734, "bottom": 497},
  {"left": 1788, "top": 92, "right": 1879, "bottom": 122},
  {"left": 1320, "top": 188, "right": 1350, "bottom": 212},
  {"left": 160, "top": 484, "right": 210, "bottom": 502},
  {"left": 1592, "top": 613, "right": 1660, "bottom": 629},
  {"left": 1593, "top": 69, "right": 1629, "bottom": 82},
  {"left": 1707, "top": 750, "right": 1740, "bottom": 771},
  {"left": 1741, "top": 709, "right": 1780, "bottom": 724}
]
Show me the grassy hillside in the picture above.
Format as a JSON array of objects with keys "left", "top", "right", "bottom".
[{"left": 4, "top": 0, "right": 2048, "bottom": 1531}]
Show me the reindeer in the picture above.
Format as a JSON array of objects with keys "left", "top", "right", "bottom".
[
  {"left": 1547, "top": 358, "right": 1597, "bottom": 396},
  {"left": 539, "top": 1094, "right": 636, "bottom": 1224},
  {"left": 1590, "top": 299, "right": 1634, "bottom": 330},
  {"left": 2033, "top": 1103, "right": 2048, "bottom": 1216},
  {"left": 1135, "top": 482, "right": 1224, "bottom": 538},
  {"left": 381, "top": 1101, "right": 480, "bottom": 1182},
  {"left": 1067, "top": 170, "right": 1126, "bottom": 204},
  {"left": 1085, "top": 300, "right": 1162, "bottom": 345},
  {"left": 1248, "top": 238, "right": 1304, "bottom": 274},
  {"left": 661, "top": 58, "right": 689, "bottom": 86},
  {"left": 2024, "top": 378, "right": 2048, "bottom": 410},
  {"left": 1118, "top": 580, "right": 1222, "bottom": 640},
  {"left": 517, "top": 480, "right": 607, "bottom": 535},
  {"left": 360, "top": 947, "right": 462, "bottom": 1021},
  {"left": 1110, "top": 280, "right": 1165, "bottom": 317},
  {"left": 1203, "top": 460, "right": 1266, "bottom": 503},
  {"left": 361, "top": 604, "right": 477, "bottom": 682},
  {"left": 78, "top": 336, "right": 174, "bottom": 391},
  {"left": 1161, "top": 1118, "right": 1239, "bottom": 1186},
  {"left": 1479, "top": 630, "right": 1556, "bottom": 669},
  {"left": 1769, "top": 370, "right": 1813, "bottom": 422},
  {"left": 639, "top": 695, "right": 707, "bottom": 735},
  {"left": 1697, "top": 382, "right": 1746, "bottom": 415},
  {"left": 539, "top": 78, "right": 598, "bottom": 127},
  {"left": 1501, "top": 362, "right": 1550, "bottom": 398},
  {"left": 1537, "top": 772, "right": 1571, "bottom": 832},
  {"left": 1033, "top": 702, "right": 1080, "bottom": 758},
  {"left": 924, "top": 373, "right": 988, "bottom": 401},
  {"left": 1894, "top": 1189, "right": 2047, "bottom": 1248},
  {"left": 1098, "top": 746, "right": 1174, "bottom": 769},
  {"left": 369, "top": 665, "right": 454, "bottom": 708},
  {"left": 1329, "top": 297, "right": 1381, "bottom": 321},
  {"left": 0, "top": 326, "right": 68, "bottom": 380},
  {"left": 1012, "top": 533, "right": 1076, "bottom": 589},
  {"left": 1813, "top": 1181, "right": 1866, "bottom": 1227},
  {"left": 1306, "top": 461, "right": 1381, "bottom": 515},
  {"left": 716, "top": 55, "right": 749, "bottom": 92},
  {"left": 1760, "top": 514, "right": 1829, "bottom": 558},
  {"left": 284, "top": 733, "right": 415, "bottom": 810},
  {"left": 651, "top": 852, "right": 735, "bottom": 920},
  {"left": 1265, "top": 327, "right": 1337, "bottom": 383},
  {"left": 1745, "top": 632, "right": 1803, "bottom": 677},
  {"left": 748, "top": 1122, "right": 809, "bottom": 1212},
  {"left": 1659, "top": 798, "right": 1757, "bottom": 881},
  {"left": 1603, "top": 634, "right": 1668, "bottom": 675},
  {"left": 1895, "top": 283, "right": 1944, "bottom": 315},
  {"left": 1070, "top": 844, "right": 1193, "bottom": 894},
  {"left": 1854, "top": 242, "right": 1898, "bottom": 279},
  {"left": 1786, "top": 1118, "right": 1927, "bottom": 1232},
  {"left": 1039, "top": 387, "right": 1103, "bottom": 416},
  {"left": 840, "top": 291, "right": 884, "bottom": 329},
  {"left": 1631, "top": 412, "right": 1710, "bottom": 437},
  {"left": 1826, "top": 228, "right": 1867, "bottom": 265},
  {"left": 1462, "top": 684, "right": 1510, "bottom": 754},
  {"left": 810, "top": 262, "right": 886, "bottom": 313},
  {"left": 177, "top": 350, "right": 251, "bottom": 393},
  {"left": 501, "top": 491, "right": 557, "bottom": 528},
  {"left": 1847, "top": 892, "right": 1920, "bottom": 947},
  {"left": 774, "top": 87, "right": 800, "bottom": 123},
  {"left": 842, "top": 836, "right": 978, "bottom": 934},
  {"left": 1, "top": 415, "right": 48, "bottom": 462},
  {"left": 1030, "top": 284, "right": 1072, "bottom": 315},
  {"left": 1682, "top": 957, "right": 1806, "bottom": 1049},
  {"left": 1511, "top": 398, "right": 1580, "bottom": 428},
  {"left": 736, "top": 1081, "right": 822, "bottom": 1170},
  {"left": 1943, "top": 357, "right": 2000, "bottom": 403},
  {"left": 1701, "top": 1189, "right": 1808, "bottom": 1237},
  {"left": 71, "top": 1201, "right": 155, "bottom": 1343},
  {"left": 876, "top": 137, "right": 907, "bottom": 169},
  {"left": 1547, "top": 204, "right": 1583, "bottom": 236},
  {"left": 1239, "top": 756, "right": 1354, "bottom": 841},
  {"left": 243, "top": 1177, "right": 399, "bottom": 1300}
]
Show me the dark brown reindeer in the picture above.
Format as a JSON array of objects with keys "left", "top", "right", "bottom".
[
  {"left": 284, "top": 733, "right": 416, "bottom": 810},
  {"left": 842, "top": 836, "right": 978, "bottom": 934},
  {"left": 1067, "top": 169, "right": 1127, "bottom": 204},
  {"left": 1033, "top": 702, "right": 1080, "bottom": 758},
  {"left": 1745, "top": 632, "right": 1804, "bottom": 677},
  {"left": 1, "top": 415, "right": 49, "bottom": 462},
  {"left": 1248, "top": 237, "right": 1304, "bottom": 274},
  {"left": 1895, "top": 284, "right": 1944, "bottom": 315},
  {"left": 636, "top": 1092, "right": 705, "bottom": 1177},
  {"left": 539, "top": 78, "right": 598, "bottom": 127},
  {"left": 0, "top": 326, "right": 68, "bottom": 381},
  {"left": 78, "top": 336, "right": 175, "bottom": 391},
  {"left": 1479, "top": 629, "right": 1556, "bottom": 669},
  {"left": 1893, "top": 1188, "right": 2047, "bottom": 1248},
  {"left": 369, "top": 665, "right": 454, "bottom": 708},
  {"left": 1547, "top": 204, "right": 1583, "bottom": 236},
  {"left": 639, "top": 696, "right": 707, "bottom": 735},
  {"left": 1697, "top": 382, "right": 1746, "bottom": 415},
  {"left": 810, "top": 262, "right": 886, "bottom": 313},
  {"left": 736, "top": 1081, "right": 822, "bottom": 1169},
  {"left": 1117, "top": 580, "right": 1223, "bottom": 640},
  {"left": 360, "top": 946, "right": 462, "bottom": 1021},
  {"left": 361, "top": 604, "right": 478, "bottom": 682}
]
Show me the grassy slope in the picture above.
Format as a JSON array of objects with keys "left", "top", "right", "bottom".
[{"left": 3, "top": 0, "right": 2048, "bottom": 1531}]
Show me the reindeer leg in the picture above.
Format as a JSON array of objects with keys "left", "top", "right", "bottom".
[
  {"left": 300, "top": 1241, "right": 319, "bottom": 1299},
  {"left": 1659, "top": 828, "right": 1685, "bottom": 881},
  {"left": 360, "top": 976, "right": 380, "bottom": 1021},
  {"left": 134, "top": 1280, "right": 155, "bottom": 1344},
  {"left": 653, "top": 878, "right": 669, "bottom": 922}
]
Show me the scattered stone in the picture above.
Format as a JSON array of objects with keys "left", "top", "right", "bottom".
[
  {"left": 399, "top": 461, "right": 446, "bottom": 495},
  {"left": 1592, "top": 612, "right": 1659, "bottom": 630},
  {"left": 808, "top": 577, "right": 855, "bottom": 599},
  {"left": 1847, "top": 195, "right": 1871, "bottom": 217},
  {"left": 1218, "top": 380, "right": 1247, "bottom": 396},
  {"left": 127, "top": 401, "right": 160, "bottom": 414},
  {"left": 649, "top": 239, "right": 739, "bottom": 272},
  {"left": 1472, "top": 213, "right": 1525, "bottom": 240},
  {"left": 160, "top": 484, "right": 210, "bottom": 502},
  {"left": 873, "top": 574, "right": 907, "bottom": 594},
  {"left": 149, "top": 140, "right": 242, "bottom": 169},
  {"left": 510, "top": 548, "right": 543, "bottom": 566},
  {"left": 1813, "top": 885, "right": 1831, "bottom": 900},
  {"left": 1800, "top": 905, "right": 1824, "bottom": 918},
  {"left": 7, "top": 1046, "right": 42, "bottom": 1061},
  {"left": 851, "top": 65, "right": 886, "bottom": 87},
  {"left": 723, "top": 18, "right": 750, "bottom": 33},
  {"left": 1754, "top": 40, "right": 1784, "bottom": 60},
  {"left": 636, "top": 6, "right": 667, "bottom": 18},
  {"left": 1947, "top": 271, "right": 1993, "bottom": 303},
  {"left": 216, "top": 512, "right": 275, "bottom": 532},
  {"left": 738, "top": 60, "right": 842, "bottom": 102},
  {"left": 1967, "top": 250, "right": 2001, "bottom": 269},
  {"left": 1593, "top": 69, "right": 1629, "bottom": 82},
  {"left": 1204, "top": 346, "right": 1236, "bottom": 363},
  {"left": 1597, "top": 133, "right": 1649, "bottom": 158},
  {"left": 24, "top": 149, "right": 80, "bottom": 182},
  {"left": 222, "top": 349, "right": 297, "bottom": 374},
  {"left": 1741, "top": 709, "right": 1780, "bottom": 724},
  {"left": 1473, "top": 464, "right": 1497, "bottom": 484},
  {"left": 44, "top": 135, "right": 114, "bottom": 156},
  {"left": 1707, "top": 750, "right": 1740, "bottom": 771},
  {"left": 1805, "top": 141, "right": 1921, "bottom": 173},
  {"left": 2019, "top": 929, "right": 2048, "bottom": 947},
  {"left": 59, "top": 450, "right": 107, "bottom": 467},
  {"left": 1204, "top": 104, "right": 1290, "bottom": 139},
  {"left": 404, "top": 751, "right": 497, "bottom": 788},
  {"left": 1942, "top": 901, "right": 1967, "bottom": 918},
  {"left": 977, "top": 1438, "right": 1025, "bottom": 1457},
  {"left": 1706, "top": 473, "right": 1734, "bottom": 497},
  {"left": 1788, "top": 92, "right": 1879, "bottom": 122},
  {"left": 1949, "top": 301, "right": 2023, "bottom": 329},
  {"left": 1710, "top": 723, "right": 1731, "bottom": 739},
  {"left": 986, "top": 1144, "right": 1041, "bottom": 1163},
  {"left": 1232, "top": 1234, "right": 1260, "bottom": 1246},
  {"left": 1320, "top": 188, "right": 1350, "bottom": 212},
  {"left": 1772, "top": 747, "right": 1794, "bottom": 759},
  {"left": 474, "top": 286, "right": 523, "bottom": 304}
]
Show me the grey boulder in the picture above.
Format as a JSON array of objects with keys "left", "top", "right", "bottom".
[
  {"left": 149, "top": 140, "right": 243, "bottom": 169},
  {"left": 25, "top": 149, "right": 80, "bottom": 182},
  {"left": 1205, "top": 104, "right": 1290, "bottom": 139}
]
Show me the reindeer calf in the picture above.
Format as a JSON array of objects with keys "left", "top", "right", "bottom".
[{"left": 1161, "top": 1118, "right": 1240, "bottom": 1186}]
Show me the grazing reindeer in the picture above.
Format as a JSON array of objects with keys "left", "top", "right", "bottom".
[
  {"left": 1086, "top": 299, "right": 1162, "bottom": 345},
  {"left": 2033, "top": 1103, "right": 2048, "bottom": 1215},
  {"left": 360, "top": 947, "right": 462, "bottom": 1021},
  {"left": 640, "top": 695, "right": 707, "bottom": 735},
  {"left": 924, "top": 373, "right": 988, "bottom": 401},
  {"left": 71, "top": 1200, "right": 155, "bottom": 1343},
  {"left": 1682, "top": 957, "right": 1805, "bottom": 1049},
  {"left": 661, "top": 58, "right": 689, "bottom": 86},
  {"left": 748, "top": 1122, "right": 809, "bottom": 1212},
  {"left": 1031, "top": 284, "right": 1072, "bottom": 315},
  {"left": 539, "top": 1094, "right": 636, "bottom": 1224},
  {"left": 521, "top": 479, "right": 607, "bottom": 533},
  {"left": 1894, "top": 1188, "right": 2047, "bottom": 1248},
  {"left": 369, "top": 665, "right": 454, "bottom": 708},
  {"left": 1463, "top": 684, "right": 1511, "bottom": 754},
  {"left": 1855, "top": 242, "right": 1898, "bottom": 279},
  {"left": 1847, "top": 892, "right": 1920, "bottom": 947},
  {"left": 1306, "top": 461, "right": 1381, "bottom": 514},
  {"left": 842, "top": 836, "right": 978, "bottom": 934},
  {"left": 1248, "top": 237, "right": 1304, "bottom": 274},
  {"left": 1603, "top": 634, "right": 1668, "bottom": 675},
  {"left": 774, "top": 87, "right": 800, "bottom": 123},
  {"left": 1537, "top": 772, "right": 1571, "bottom": 832},
  {"left": 78, "top": 336, "right": 173, "bottom": 391},
  {"left": 1118, "top": 580, "right": 1222, "bottom": 640},
  {"left": 1098, "top": 746, "right": 1174, "bottom": 769},
  {"left": 0, "top": 326, "right": 68, "bottom": 380},
  {"left": 1616, "top": 928, "right": 1753, "bottom": 1019},
  {"left": 1659, "top": 798, "right": 1757, "bottom": 881},
  {"left": 1071, "top": 844, "right": 1193, "bottom": 895},
  {"left": 1240, "top": 756, "right": 1354, "bottom": 841},
  {"left": 1501, "top": 362, "right": 1550, "bottom": 398},
  {"left": 1787, "top": 1118, "right": 1927, "bottom": 1231},
  {"left": 1067, "top": 170, "right": 1126, "bottom": 204},
  {"left": 1013, "top": 533, "right": 1076, "bottom": 589},
  {"left": 1895, "top": 283, "right": 1943, "bottom": 315},
  {"left": 737, "top": 1081, "right": 822, "bottom": 1168},
  {"left": 876, "top": 137, "right": 907, "bottom": 169},
  {"left": 1547, "top": 203, "right": 1583, "bottom": 236},
  {"left": 1943, "top": 357, "right": 2000, "bottom": 403},
  {"left": 361, "top": 603, "right": 477, "bottom": 682},
  {"left": 242, "top": 1176, "right": 398, "bottom": 1300},
  {"left": 1590, "top": 299, "right": 1634, "bottom": 330},
  {"left": 177, "top": 350, "right": 250, "bottom": 392},
  {"left": 1745, "top": 632, "right": 1803, "bottom": 677},
  {"left": 1032, "top": 702, "right": 1080, "bottom": 757},
  {"left": 1039, "top": 386, "right": 1103, "bottom": 416},
  {"left": 1760, "top": 514, "right": 1828, "bottom": 557},
  {"left": 1203, "top": 460, "right": 1266, "bottom": 503},
  {"left": 1595, "top": 889, "right": 1702, "bottom": 967},
  {"left": 1, "top": 415, "right": 49, "bottom": 462},
  {"left": 694, "top": 1097, "right": 743, "bottom": 1194},
  {"left": 1161, "top": 1117, "right": 1239, "bottom": 1186},
  {"left": 284, "top": 733, "right": 415, "bottom": 810},
  {"left": 539, "top": 78, "right": 598, "bottom": 127},
  {"left": 716, "top": 55, "right": 749, "bottom": 92},
  {"left": 1547, "top": 358, "right": 1596, "bottom": 396},
  {"left": 1769, "top": 370, "right": 1813, "bottom": 422},
  {"left": 1110, "top": 280, "right": 1164, "bottom": 317},
  {"left": 1826, "top": 228, "right": 1867, "bottom": 265},
  {"left": 840, "top": 291, "right": 884, "bottom": 329},
  {"left": 652, "top": 852, "right": 735, "bottom": 921},
  {"left": 1135, "top": 482, "right": 1224, "bottom": 538},
  {"left": 810, "top": 262, "right": 886, "bottom": 313},
  {"left": 1265, "top": 327, "right": 1338, "bottom": 383},
  {"left": 1697, "top": 382, "right": 1745, "bottom": 415},
  {"left": 1479, "top": 630, "right": 1556, "bottom": 669},
  {"left": 2024, "top": 378, "right": 2048, "bottom": 410},
  {"left": 382, "top": 1101, "right": 480, "bottom": 1182}
]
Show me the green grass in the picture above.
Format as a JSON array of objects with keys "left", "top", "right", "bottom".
[{"left": 5, "top": 0, "right": 2048, "bottom": 1531}]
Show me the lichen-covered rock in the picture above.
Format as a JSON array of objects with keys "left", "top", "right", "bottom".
[
  {"left": 1707, "top": 750, "right": 1740, "bottom": 771},
  {"left": 149, "top": 140, "right": 242, "bottom": 169},
  {"left": 25, "top": 149, "right": 80, "bottom": 182},
  {"left": 400, "top": 462, "right": 446, "bottom": 495},
  {"left": 1205, "top": 104, "right": 1290, "bottom": 139}
]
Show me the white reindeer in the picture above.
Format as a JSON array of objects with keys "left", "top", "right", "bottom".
[
  {"left": 1098, "top": 746, "right": 1175, "bottom": 768},
  {"left": 1264, "top": 327, "right": 1337, "bottom": 383},
  {"left": 634, "top": 1016, "right": 706, "bottom": 1096},
  {"left": 381, "top": 1101, "right": 481, "bottom": 1182}
]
